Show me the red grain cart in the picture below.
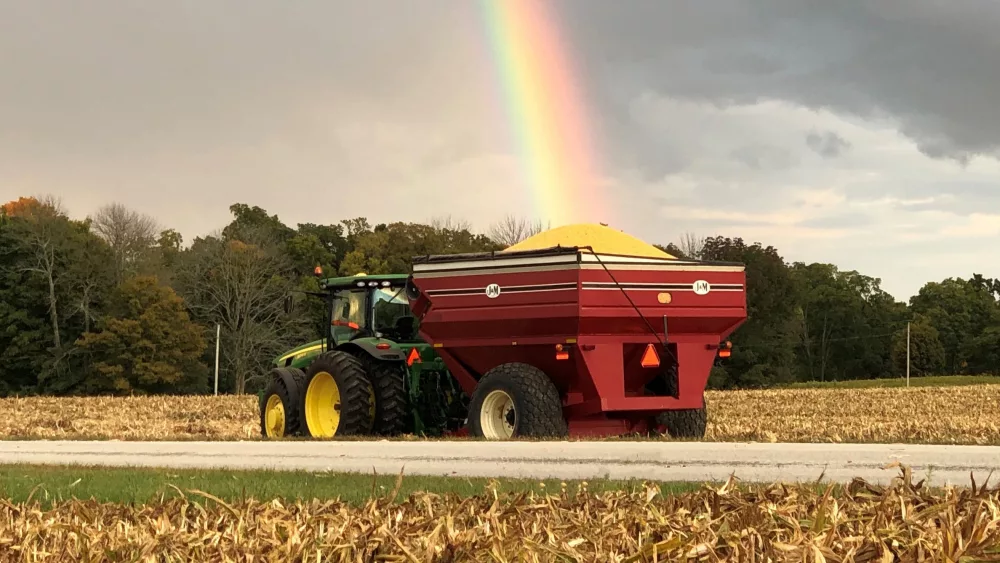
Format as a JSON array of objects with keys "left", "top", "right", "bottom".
[{"left": 405, "top": 246, "right": 747, "bottom": 439}]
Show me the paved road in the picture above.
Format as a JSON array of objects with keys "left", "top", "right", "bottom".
[{"left": 3, "top": 440, "right": 1000, "bottom": 486}]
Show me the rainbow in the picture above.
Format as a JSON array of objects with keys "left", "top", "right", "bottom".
[{"left": 479, "top": 0, "right": 611, "bottom": 227}]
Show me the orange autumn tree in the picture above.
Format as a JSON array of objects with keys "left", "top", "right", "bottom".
[{"left": 2, "top": 196, "right": 43, "bottom": 218}]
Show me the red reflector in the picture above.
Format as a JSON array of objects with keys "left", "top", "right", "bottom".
[
  {"left": 406, "top": 347, "right": 422, "bottom": 366},
  {"left": 640, "top": 344, "right": 660, "bottom": 368},
  {"left": 555, "top": 351, "right": 569, "bottom": 360},
  {"left": 376, "top": 343, "right": 390, "bottom": 350},
  {"left": 719, "top": 349, "right": 731, "bottom": 358}
]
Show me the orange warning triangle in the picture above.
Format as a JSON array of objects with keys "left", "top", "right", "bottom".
[
  {"left": 640, "top": 344, "right": 660, "bottom": 368},
  {"left": 406, "top": 347, "right": 422, "bottom": 366}
]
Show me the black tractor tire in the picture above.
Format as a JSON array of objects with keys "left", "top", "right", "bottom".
[
  {"left": 301, "top": 351, "right": 374, "bottom": 438},
  {"left": 468, "top": 362, "right": 568, "bottom": 439},
  {"left": 654, "top": 399, "right": 708, "bottom": 439},
  {"left": 259, "top": 367, "right": 306, "bottom": 438},
  {"left": 357, "top": 356, "right": 410, "bottom": 436}
]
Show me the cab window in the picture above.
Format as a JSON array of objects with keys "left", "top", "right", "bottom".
[
  {"left": 371, "top": 286, "right": 418, "bottom": 341},
  {"left": 330, "top": 289, "right": 366, "bottom": 343}
]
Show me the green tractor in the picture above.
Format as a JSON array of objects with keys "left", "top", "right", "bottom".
[{"left": 259, "top": 273, "right": 468, "bottom": 439}]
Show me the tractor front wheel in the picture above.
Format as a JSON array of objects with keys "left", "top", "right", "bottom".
[
  {"left": 468, "top": 363, "right": 568, "bottom": 440},
  {"left": 259, "top": 367, "right": 306, "bottom": 438},
  {"left": 301, "top": 351, "right": 374, "bottom": 438}
]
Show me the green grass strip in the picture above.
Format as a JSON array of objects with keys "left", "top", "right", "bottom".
[{"left": 0, "top": 463, "right": 704, "bottom": 508}]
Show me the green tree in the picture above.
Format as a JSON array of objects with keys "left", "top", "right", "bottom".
[
  {"left": 340, "top": 221, "right": 500, "bottom": 275},
  {"left": 221, "top": 203, "right": 296, "bottom": 243},
  {"left": 0, "top": 210, "right": 51, "bottom": 394},
  {"left": 891, "top": 315, "right": 946, "bottom": 376},
  {"left": 173, "top": 228, "right": 309, "bottom": 394},
  {"left": 698, "top": 236, "right": 798, "bottom": 388},
  {"left": 292, "top": 222, "right": 349, "bottom": 274},
  {"left": 0, "top": 196, "right": 117, "bottom": 393},
  {"left": 75, "top": 276, "right": 208, "bottom": 394},
  {"left": 790, "top": 263, "right": 903, "bottom": 381},
  {"left": 962, "top": 326, "right": 1000, "bottom": 375},
  {"left": 909, "top": 277, "right": 1000, "bottom": 373}
]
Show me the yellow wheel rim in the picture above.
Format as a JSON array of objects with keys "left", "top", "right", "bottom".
[
  {"left": 264, "top": 394, "right": 285, "bottom": 437},
  {"left": 305, "top": 371, "right": 341, "bottom": 437}
]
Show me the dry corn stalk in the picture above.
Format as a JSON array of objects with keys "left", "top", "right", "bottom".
[
  {"left": 2, "top": 467, "right": 1000, "bottom": 561},
  {"left": 4, "top": 384, "right": 1000, "bottom": 444}
]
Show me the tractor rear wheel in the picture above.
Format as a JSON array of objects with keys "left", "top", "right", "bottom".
[
  {"left": 301, "top": 351, "right": 375, "bottom": 438},
  {"left": 468, "top": 363, "right": 568, "bottom": 440},
  {"left": 654, "top": 399, "right": 708, "bottom": 439},
  {"left": 362, "top": 359, "right": 409, "bottom": 435},
  {"left": 259, "top": 367, "right": 306, "bottom": 438}
]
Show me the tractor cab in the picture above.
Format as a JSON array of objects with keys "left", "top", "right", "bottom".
[
  {"left": 320, "top": 273, "right": 421, "bottom": 348},
  {"left": 264, "top": 271, "right": 464, "bottom": 440}
]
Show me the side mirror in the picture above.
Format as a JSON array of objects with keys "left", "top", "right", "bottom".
[
  {"left": 283, "top": 295, "right": 294, "bottom": 314},
  {"left": 405, "top": 275, "right": 420, "bottom": 301}
]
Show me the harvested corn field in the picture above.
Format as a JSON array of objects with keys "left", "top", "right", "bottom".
[
  {"left": 0, "top": 395, "right": 260, "bottom": 441},
  {"left": 3, "top": 382, "right": 1000, "bottom": 443},
  {"left": 2, "top": 468, "right": 1000, "bottom": 561},
  {"left": 706, "top": 385, "right": 1000, "bottom": 445}
]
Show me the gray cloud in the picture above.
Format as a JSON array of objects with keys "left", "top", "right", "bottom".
[
  {"left": 796, "top": 212, "right": 871, "bottom": 230},
  {"left": 2, "top": 1, "right": 1000, "bottom": 300},
  {"left": 731, "top": 145, "right": 799, "bottom": 170},
  {"left": 805, "top": 131, "right": 851, "bottom": 159},
  {"left": 559, "top": 0, "right": 1000, "bottom": 168}
]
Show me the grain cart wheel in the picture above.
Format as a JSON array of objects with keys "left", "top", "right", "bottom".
[
  {"left": 654, "top": 398, "right": 708, "bottom": 439},
  {"left": 301, "top": 351, "right": 375, "bottom": 438},
  {"left": 259, "top": 367, "right": 307, "bottom": 438},
  {"left": 468, "top": 362, "right": 568, "bottom": 440},
  {"left": 359, "top": 358, "right": 409, "bottom": 435}
]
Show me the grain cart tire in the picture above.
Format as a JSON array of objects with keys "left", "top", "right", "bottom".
[
  {"left": 654, "top": 398, "right": 708, "bottom": 439},
  {"left": 468, "top": 362, "right": 568, "bottom": 440},
  {"left": 301, "top": 351, "right": 375, "bottom": 438},
  {"left": 260, "top": 367, "right": 306, "bottom": 438},
  {"left": 357, "top": 356, "right": 409, "bottom": 436}
]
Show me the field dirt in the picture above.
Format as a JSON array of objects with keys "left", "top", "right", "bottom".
[
  {"left": 3, "top": 383, "right": 1000, "bottom": 444},
  {"left": 1, "top": 467, "right": 997, "bottom": 561}
]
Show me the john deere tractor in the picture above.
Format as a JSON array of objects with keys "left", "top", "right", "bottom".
[{"left": 259, "top": 273, "right": 468, "bottom": 439}]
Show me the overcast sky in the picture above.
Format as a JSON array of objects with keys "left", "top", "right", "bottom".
[{"left": 2, "top": 1, "right": 999, "bottom": 301}]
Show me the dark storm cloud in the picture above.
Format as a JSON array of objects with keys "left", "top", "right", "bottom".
[
  {"left": 805, "top": 131, "right": 850, "bottom": 159},
  {"left": 556, "top": 0, "right": 1000, "bottom": 171},
  {"left": 730, "top": 144, "right": 799, "bottom": 170}
]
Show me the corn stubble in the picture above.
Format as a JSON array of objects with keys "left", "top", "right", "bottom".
[
  {"left": 3, "top": 384, "right": 1000, "bottom": 444},
  {"left": 3, "top": 467, "right": 1000, "bottom": 561}
]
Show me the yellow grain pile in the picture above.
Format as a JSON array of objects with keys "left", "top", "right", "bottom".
[
  {"left": 1, "top": 468, "right": 997, "bottom": 561},
  {"left": 504, "top": 223, "right": 676, "bottom": 259},
  {"left": 4, "top": 383, "right": 1000, "bottom": 444}
]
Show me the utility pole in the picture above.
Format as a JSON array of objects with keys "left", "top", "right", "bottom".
[
  {"left": 906, "top": 321, "right": 910, "bottom": 388},
  {"left": 214, "top": 324, "right": 221, "bottom": 395}
]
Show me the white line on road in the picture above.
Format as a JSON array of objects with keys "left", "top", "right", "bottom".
[{"left": 2, "top": 440, "right": 1000, "bottom": 487}]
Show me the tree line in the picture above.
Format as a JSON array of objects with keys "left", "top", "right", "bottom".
[{"left": 1, "top": 196, "right": 998, "bottom": 397}]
